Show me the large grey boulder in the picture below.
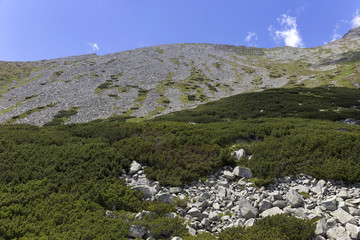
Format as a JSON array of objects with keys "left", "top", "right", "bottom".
[
  {"left": 259, "top": 199, "right": 272, "bottom": 212},
  {"left": 131, "top": 185, "right": 158, "bottom": 199},
  {"left": 198, "top": 192, "right": 210, "bottom": 202},
  {"left": 239, "top": 198, "right": 258, "bottom": 219},
  {"left": 259, "top": 207, "right": 284, "bottom": 218},
  {"left": 187, "top": 207, "right": 201, "bottom": 217},
  {"left": 286, "top": 189, "right": 303, "bottom": 207},
  {"left": 321, "top": 197, "right": 337, "bottom": 211},
  {"left": 311, "top": 180, "right": 327, "bottom": 195},
  {"left": 136, "top": 177, "right": 150, "bottom": 186},
  {"left": 155, "top": 192, "right": 172, "bottom": 203},
  {"left": 326, "top": 226, "right": 351, "bottom": 240},
  {"left": 129, "top": 161, "right": 142, "bottom": 175},
  {"left": 345, "top": 223, "right": 360, "bottom": 239},
  {"left": 232, "top": 166, "right": 252, "bottom": 179},
  {"left": 129, "top": 225, "right": 147, "bottom": 238},
  {"left": 273, "top": 200, "right": 287, "bottom": 209},
  {"left": 209, "top": 211, "right": 219, "bottom": 221},
  {"left": 315, "top": 219, "right": 327, "bottom": 236},
  {"left": 330, "top": 208, "right": 356, "bottom": 225}
]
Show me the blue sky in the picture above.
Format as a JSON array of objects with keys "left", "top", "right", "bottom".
[{"left": 0, "top": 0, "right": 359, "bottom": 61}]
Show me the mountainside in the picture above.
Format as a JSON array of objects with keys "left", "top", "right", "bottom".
[{"left": 1, "top": 29, "right": 360, "bottom": 125}]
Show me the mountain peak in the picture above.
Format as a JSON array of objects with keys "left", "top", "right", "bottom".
[{"left": 343, "top": 26, "right": 360, "bottom": 39}]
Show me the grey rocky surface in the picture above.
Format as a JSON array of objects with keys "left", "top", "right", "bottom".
[
  {"left": 1, "top": 28, "right": 360, "bottom": 125},
  {"left": 122, "top": 150, "right": 360, "bottom": 239}
]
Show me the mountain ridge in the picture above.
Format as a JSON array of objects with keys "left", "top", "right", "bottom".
[{"left": 0, "top": 28, "right": 359, "bottom": 125}]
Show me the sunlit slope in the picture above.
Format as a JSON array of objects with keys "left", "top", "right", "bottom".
[{"left": 0, "top": 27, "right": 359, "bottom": 125}]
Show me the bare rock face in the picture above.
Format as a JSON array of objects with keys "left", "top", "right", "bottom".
[{"left": 343, "top": 26, "right": 360, "bottom": 39}]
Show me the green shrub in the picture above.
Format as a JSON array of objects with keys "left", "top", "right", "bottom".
[{"left": 218, "top": 214, "right": 315, "bottom": 240}]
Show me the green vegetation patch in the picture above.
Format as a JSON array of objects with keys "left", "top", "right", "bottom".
[
  {"left": 156, "top": 87, "right": 360, "bottom": 123},
  {"left": 43, "top": 107, "right": 79, "bottom": 126}
]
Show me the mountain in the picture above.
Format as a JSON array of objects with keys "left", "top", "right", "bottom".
[{"left": 0, "top": 28, "right": 360, "bottom": 125}]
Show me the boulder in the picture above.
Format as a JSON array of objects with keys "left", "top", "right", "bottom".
[
  {"left": 155, "top": 192, "right": 172, "bottom": 203},
  {"left": 223, "top": 171, "right": 235, "bottom": 180},
  {"left": 129, "top": 161, "right": 142, "bottom": 175},
  {"left": 209, "top": 211, "right": 219, "bottom": 221},
  {"left": 131, "top": 186, "right": 158, "bottom": 199},
  {"left": 259, "top": 207, "right": 284, "bottom": 218},
  {"left": 187, "top": 207, "right": 201, "bottom": 217},
  {"left": 136, "top": 177, "right": 150, "bottom": 186},
  {"left": 330, "top": 208, "right": 356, "bottom": 225},
  {"left": 286, "top": 189, "right": 303, "bottom": 207},
  {"left": 239, "top": 198, "right": 258, "bottom": 219},
  {"left": 232, "top": 166, "right": 252, "bottom": 179},
  {"left": 198, "top": 192, "right": 210, "bottom": 202},
  {"left": 273, "top": 200, "right": 287, "bottom": 209},
  {"left": 311, "top": 180, "right": 327, "bottom": 195},
  {"left": 326, "top": 226, "right": 351, "bottom": 240},
  {"left": 186, "top": 225, "right": 197, "bottom": 236},
  {"left": 129, "top": 225, "right": 147, "bottom": 238},
  {"left": 259, "top": 199, "right": 272, "bottom": 212},
  {"left": 345, "top": 223, "right": 360, "bottom": 239},
  {"left": 232, "top": 149, "right": 245, "bottom": 160},
  {"left": 170, "top": 187, "right": 182, "bottom": 194},
  {"left": 171, "top": 237, "right": 182, "bottom": 240},
  {"left": 321, "top": 197, "right": 337, "bottom": 211},
  {"left": 315, "top": 219, "right": 327, "bottom": 236}
]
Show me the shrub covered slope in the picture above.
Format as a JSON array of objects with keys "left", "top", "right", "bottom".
[{"left": 0, "top": 86, "right": 359, "bottom": 239}]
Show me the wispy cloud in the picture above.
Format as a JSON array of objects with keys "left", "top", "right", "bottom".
[
  {"left": 244, "top": 32, "right": 258, "bottom": 46},
  {"left": 330, "top": 24, "right": 341, "bottom": 42},
  {"left": 88, "top": 42, "right": 99, "bottom": 51},
  {"left": 351, "top": 9, "right": 360, "bottom": 28},
  {"left": 269, "top": 14, "right": 304, "bottom": 48}
]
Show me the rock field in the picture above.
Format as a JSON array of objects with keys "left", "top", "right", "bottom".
[{"left": 121, "top": 150, "right": 360, "bottom": 239}]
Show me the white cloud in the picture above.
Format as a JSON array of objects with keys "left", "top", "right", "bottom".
[
  {"left": 351, "top": 9, "right": 360, "bottom": 28},
  {"left": 245, "top": 32, "right": 257, "bottom": 42},
  {"left": 244, "top": 32, "right": 258, "bottom": 46},
  {"left": 269, "top": 14, "right": 304, "bottom": 48},
  {"left": 330, "top": 24, "right": 341, "bottom": 42},
  {"left": 88, "top": 42, "right": 99, "bottom": 51}
]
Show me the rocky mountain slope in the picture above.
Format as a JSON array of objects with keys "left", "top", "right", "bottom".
[{"left": 0, "top": 27, "right": 360, "bottom": 125}]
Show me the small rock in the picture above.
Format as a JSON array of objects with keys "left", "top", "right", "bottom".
[
  {"left": 259, "top": 207, "right": 285, "bottom": 218},
  {"left": 170, "top": 187, "right": 182, "bottom": 194},
  {"left": 273, "top": 200, "right": 287, "bottom": 209},
  {"left": 186, "top": 225, "right": 197, "bottom": 236},
  {"left": 156, "top": 192, "right": 171, "bottom": 203},
  {"left": 131, "top": 186, "right": 158, "bottom": 199},
  {"left": 315, "top": 219, "right": 327, "bottom": 236},
  {"left": 233, "top": 166, "right": 252, "bottom": 178},
  {"left": 209, "top": 211, "right": 219, "bottom": 221},
  {"left": 244, "top": 218, "right": 255, "bottom": 227},
  {"left": 129, "top": 225, "right": 147, "bottom": 238},
  {"left": 286, "top": 189, "right": 303, "bottom": 207},
  {"left": 223, "top": 171, "right": 235, "bottom": 180},
  {"left": 171, "top": 237, "right": 182, "bottom": 240},
  {"left": 259, "top": 199, "right": 272, "bottom": 212},
  {"left": 129, "top": 161, "right": 142, "bottom": 175},
  {"left": 198, "top": 192, "right": 210, "bottom": 202},
  {"left": 232, "top": 149, "right": 245, "bottom": 160},
  {"left": 201, "top": 218, "right": 210, "bottom": 227},
  {"left": 188, "top": 207, "right": 201, "bottom": 217}
]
